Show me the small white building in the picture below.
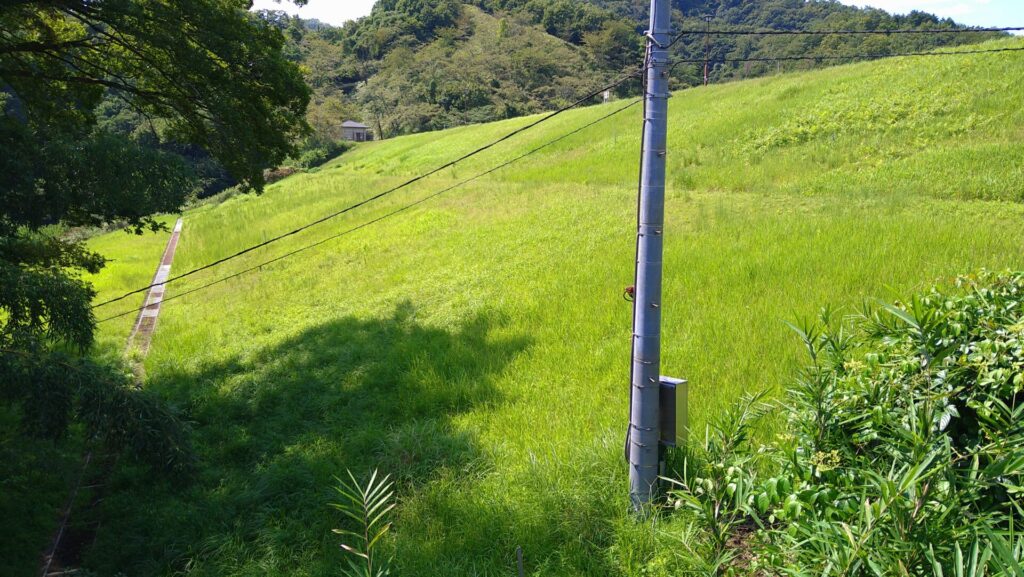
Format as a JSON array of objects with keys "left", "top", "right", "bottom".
[{"left": 341, "top": 120, "right": 372, "bottom": 142}]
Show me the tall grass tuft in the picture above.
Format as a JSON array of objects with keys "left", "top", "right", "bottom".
[{"left": 331, "top": 469, "right": 395, "bottom": 577}]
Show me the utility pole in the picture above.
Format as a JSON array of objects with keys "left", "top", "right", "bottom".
[
  {"left": 628, "top": 0, "right": 671, "bottom": 510},
  {"left": 703, "top": 15, "right": 713, "bottom": 86}
]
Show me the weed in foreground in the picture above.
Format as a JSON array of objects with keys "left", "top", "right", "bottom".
[{"left": 332, "top": 469, "right": 395, "bottom": 577}]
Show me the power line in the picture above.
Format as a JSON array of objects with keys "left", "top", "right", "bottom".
[
  {"left": 665, "top": 25, "right": 1023, "bottom": 50},
  {"left": 670, "top": 26, "right": 1024, "bottom": 45},
  {"left": 678, "top": 26, "right": 1024, "bottom": 37},
  {"left": 702, "top": 15, "right": 712, "bottom": 86},
  {"left": 670, "top": 45, "right": 1024, "bottom": 70},
  {"left": 91, "top": 68, "right": 644, "bottom": 311},
  {"left": 97, "top": 99, "right": 642, "bottom": 324}
]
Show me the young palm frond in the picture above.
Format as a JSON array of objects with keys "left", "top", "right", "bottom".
[{"left": 331, "top": 469, "right": 395, "bottom": 577}]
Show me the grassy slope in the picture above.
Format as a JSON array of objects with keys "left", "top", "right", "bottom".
[{"left": 74, "top": 40, "right": 1024, "bottom": 576}]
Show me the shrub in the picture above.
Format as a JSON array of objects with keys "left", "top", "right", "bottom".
[
  {"left": 290, "top": 139, "right": 353, "bottom": 170},
  {"left": 264, "top": 166, "right": 300, "bottom": 184},
  {"left": 0, "top": 350, "right": 194, "bottom": 475},
  {"left": 668, "top": 271, "right": 1024, "bottom": 575}
]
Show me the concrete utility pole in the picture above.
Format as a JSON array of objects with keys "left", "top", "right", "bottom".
[
  {"left": 628, "top": 0, "right": 671, "bottom": 509},
  {"left": 703, "top": 15, "right": 713, "bottom": 86}
]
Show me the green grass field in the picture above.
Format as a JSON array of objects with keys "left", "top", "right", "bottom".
[{"left": 59, "top": 39, "right": 1024, "bottom": 576}]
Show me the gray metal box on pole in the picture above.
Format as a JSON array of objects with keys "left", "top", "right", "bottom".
[{"left": 628, "top": 0, "right": 671, "bottom": 509}]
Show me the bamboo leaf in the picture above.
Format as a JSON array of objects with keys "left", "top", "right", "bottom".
[{"left": 333, "top": 469, "right": 394, "bottom": 577}]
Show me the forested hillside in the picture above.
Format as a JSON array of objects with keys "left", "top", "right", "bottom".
[
  {"left": 96, "top": 0, "right": 1002, "bottom": 199},
  {"left": 666, "top": 0, "right": 1000, "bottom": 84},
  {"left": 283, "top": 0, "right": 992, "bottom": 139},
  {"left": 291, "top": 4, "right": 630, "bottom": 139}
]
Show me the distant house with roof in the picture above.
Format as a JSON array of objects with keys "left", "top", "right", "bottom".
[{"left": 341, "top": 120, "right": 372, "bottom": 142}]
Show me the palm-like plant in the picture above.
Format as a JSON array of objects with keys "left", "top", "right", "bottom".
[{"left": 331, "top": 469, "right": 395, "bottom": 577}]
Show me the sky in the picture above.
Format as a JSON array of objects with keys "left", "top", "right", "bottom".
[
  {"left": 843, "top": 1, "right": 1024, "bottom": 28},
  {"left": 250, "top": 0, "right": 1024, "bottom": 29},
  {"left": 249, "top": 0, "right": 376, "bottom": 25}
]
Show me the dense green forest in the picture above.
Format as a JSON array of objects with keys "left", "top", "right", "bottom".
[
  {"left": 282, "top": 0, "right": 993, "bottom": 136},
  {"left": 98, "top": 0, "right": 1001, "bottom": 198}
]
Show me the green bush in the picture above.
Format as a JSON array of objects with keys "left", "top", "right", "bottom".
[
  {"left": 669, "top": 271, "right": 1024, "bottom": 575},
  {"left": 0, "top": 350, "right": 194, "bottom": 475},
  {"left": 290, "top": 139, "right": 353, "bottom": 169}
]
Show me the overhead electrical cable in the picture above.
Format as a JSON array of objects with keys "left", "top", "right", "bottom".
[
  {"left": 668, "top": 44, "right": 1024, "bottom": 68},
  {"left": 91, "top": 68, "right": 645, "bottom": 311},
  {"left": 665, "top": 24, "right": 1024, "bottom": 50},
  {"left": 673, "top": 25, "right": 1024, "bottom": 39},
  {"left": 92, "top": 26, "right": 1024, "bottom": 317},
  {"left": 96, "top": 98, "right": 642, "bottom": 324}
]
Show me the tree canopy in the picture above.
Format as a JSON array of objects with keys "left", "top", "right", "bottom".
[{"left": 0, "top": 0, "right": 310, "bottom": 470}]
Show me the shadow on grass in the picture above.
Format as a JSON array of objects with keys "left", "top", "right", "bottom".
[{"left": 87, "top": 301, "right": 530, "bottom": 576}]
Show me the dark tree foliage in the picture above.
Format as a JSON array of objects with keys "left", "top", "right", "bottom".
[
  {"left": 258, "top": 0, "right": 640, "bottom": 140},
  {"left": 0, "top": 0, "right": 310, "bottom": 472},
  {"left": 94, "top": 97, "right": 239, "bottom": 198},
  {"left": 471, "top": 0, "right": 619, "bottom": 44},
  {"left": 339, "top": 0, "right": 464, "bottom": 59}
]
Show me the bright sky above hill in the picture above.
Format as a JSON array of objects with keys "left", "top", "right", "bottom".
[
  {"left": 250, "top": 0, "right": 375, "bottom": 25},
  {"left": 842, "top": 1, "right": 1024, "bottom": 27},
  {"left": 250, "top": 0, "right": 1024, "bottom": 29}
]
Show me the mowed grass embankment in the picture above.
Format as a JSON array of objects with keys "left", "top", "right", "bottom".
[{"left": 80, "top": 40, "right": 1024, "bottom": 576}]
